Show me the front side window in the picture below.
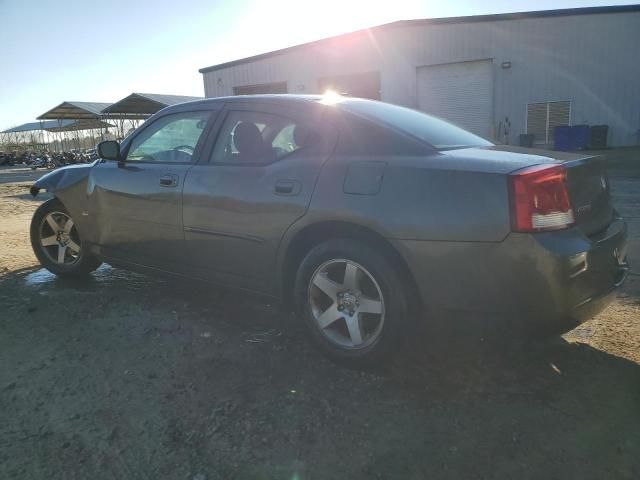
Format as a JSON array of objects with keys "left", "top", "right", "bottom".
[
  {"left": 126, "top": 111, "right": 210, "bottom": 163},
  {"left": 210, "top": 111, "right": 318, "bottom": 165}
]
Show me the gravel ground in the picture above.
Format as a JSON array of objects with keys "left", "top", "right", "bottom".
[{"left": 0, "top": 165, "right": 639, "bottom": 480}]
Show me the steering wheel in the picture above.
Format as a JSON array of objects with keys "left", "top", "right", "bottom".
[{"left": 173, "top": 145, "right": 195, "bottom": 154}]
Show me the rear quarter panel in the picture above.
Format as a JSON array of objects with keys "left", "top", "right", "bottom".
[{"left": 305, "top": 153, "right": 512, "bottom": 242}]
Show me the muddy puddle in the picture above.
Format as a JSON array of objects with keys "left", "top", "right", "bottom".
[{"left": 23, "top": 264, "right": 155, "bottom": 291}]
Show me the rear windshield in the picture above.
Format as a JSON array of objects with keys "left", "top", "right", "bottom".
[{"left": 338, "top": 99, "right": 493, "bottom": 150}]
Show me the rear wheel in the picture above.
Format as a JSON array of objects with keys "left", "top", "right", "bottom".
[
  {"left": 294, "top": 239, "right": 408, "bottom": 367},
  {"left": 30, "top": 198, "right": 102, "bottom": 277}
]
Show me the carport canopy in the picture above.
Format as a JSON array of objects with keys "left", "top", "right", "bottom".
[
  {"left": 101, "top": 93, "right": 203, "bottom": 118},
  {"left": 44, "top": 119, "right": 114, "bottom": 132},
  {"left": 37, "top": 101, "right": 113, "bottom": 120},
  {"left": 2, "top": 119, "right": 115, "bottom": 134},
  {"left": 2, "top": 120, "right": 76, "bottom": 133}
]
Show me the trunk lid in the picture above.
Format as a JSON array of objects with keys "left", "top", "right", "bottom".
[
  {"left": 442, "top": 146, "right": 614, "bottom": 235},
  {"left": 495, "top": 146, "right": 614, "bottom": 235},
  {"left": 563, "top": 155, "right": 613, "bottom": 236}
]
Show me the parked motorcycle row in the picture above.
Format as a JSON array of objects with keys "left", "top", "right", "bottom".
[{"left": 0, "top": 149, "right": 99, "bottom": 169}]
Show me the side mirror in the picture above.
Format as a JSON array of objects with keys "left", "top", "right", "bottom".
[{"left": 97, "top": 140, "right": 120, "bottom": 160}]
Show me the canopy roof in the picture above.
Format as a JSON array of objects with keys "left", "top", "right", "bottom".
[
  {"left": 102, "top": 93, "right": 203, "bottom": 117},
  {"left": 45, "top": 119, "right": 114, "bottom": 132},
  {"left": 37, "top": 101, "right": 113, "bottom": 120},
  {"left": 2, "top": 119, "right": 114, "bottom": 134},
  {"left": 2, "top": 120, "right": 73, "bottom": 133}
]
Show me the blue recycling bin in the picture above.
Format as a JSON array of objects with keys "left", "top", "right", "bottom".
[
  {"left": 571, "top": 125, "right": 590, "bottom": 150},
  {"left": 554, "top": 125, "right": 571, "bottom": 151}
]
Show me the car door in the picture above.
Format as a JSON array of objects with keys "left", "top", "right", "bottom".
[
  {"left": 182, "top": 101, "right": 336, "bottom": 294},
  {"left": 86, "top": 108, "right": 217, "bottom": 270}
]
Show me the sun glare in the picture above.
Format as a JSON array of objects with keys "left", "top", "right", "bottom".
[
  {"left": 231, "top": 0, "right": 424, "bottom": 60},
  {"left": 320, "top": 90, "right": 344, "bottom": 105}
]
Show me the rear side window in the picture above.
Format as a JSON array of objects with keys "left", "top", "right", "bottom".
[
  {"left": 335, "top": 113, "right": 431, "bottom": 156},
  {"left": 339, "top": 99, "right": 493, "bottom": 151},
  {"left": 210, "top": 111, "right": 319, "bottom": 165}
]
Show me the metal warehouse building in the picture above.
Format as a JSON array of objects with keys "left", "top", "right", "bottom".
[{"left": 199, "top": 5, "right": 640, "bottom": 147}]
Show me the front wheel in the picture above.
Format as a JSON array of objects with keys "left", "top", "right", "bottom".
[
  {"left": 30, "top": 198, "right": 102, "bottom": 277},
  {"left": 294, "top": 239, "right": 408, "bottom": 367}
]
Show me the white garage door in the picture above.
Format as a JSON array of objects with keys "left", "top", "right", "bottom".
[{"left": 417, "top": 60, "right": 494, "bottom": 138}]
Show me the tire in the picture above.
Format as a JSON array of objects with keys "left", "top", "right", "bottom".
[
  {"left": 30, "top": 198, "right": 102, "bottom": 277},
  {"left": 294, "top": 239, "right": 408, "bottom": 367}
]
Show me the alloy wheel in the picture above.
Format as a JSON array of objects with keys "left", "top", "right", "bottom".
[
  {"left": 308, "top": 259, "right": 385, "bottom": 349},
  {"left": 39, "top": 211, "right": 81, "bottom": 265}
]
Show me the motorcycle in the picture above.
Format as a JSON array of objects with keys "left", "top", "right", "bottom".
[
  {"left": 30, "top": 153, "right": 56, "bottom": 170},
  {"left": 0, "top": 153, "right": 16, "bottom": 166},
  {"left": 86, "top": 149, "right": 99, "bottom": 161}
]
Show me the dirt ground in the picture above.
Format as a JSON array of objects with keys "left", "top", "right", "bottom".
[{"left": 0, "top": 163, "right": 639, "bottom": 480}]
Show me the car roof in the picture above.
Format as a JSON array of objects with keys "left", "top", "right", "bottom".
[
  {"left": 169, "top": 94, "right": 324, "bottom": 108},
  {"left": 159, "top": 94, "right": 381, "bottom": 114}
]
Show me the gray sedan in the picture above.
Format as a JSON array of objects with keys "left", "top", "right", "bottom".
[{"left": 29, "top": 95, "right": 629, "bottom": 366}]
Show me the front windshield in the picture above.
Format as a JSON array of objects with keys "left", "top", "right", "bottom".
[{"left": 339, "top": 99, "right": 493, "bottom": 150}]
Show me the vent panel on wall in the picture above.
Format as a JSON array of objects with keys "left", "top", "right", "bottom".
[{"left": 527, "top": 101, "right": 571, "bottom": 144}]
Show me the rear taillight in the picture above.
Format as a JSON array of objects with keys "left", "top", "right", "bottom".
[{"left": 508, "top": 164, "right": 575, "bottom": 232}]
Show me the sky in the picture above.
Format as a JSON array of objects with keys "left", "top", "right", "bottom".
[{"left": 0, "top": 0, "right": 636, "bottom": 130}]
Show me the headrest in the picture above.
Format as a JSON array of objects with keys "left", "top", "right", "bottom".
[
  {"left": 293, "top": 125, "right": 319, "bottom": 148},
  {"left": 233, "top": 122, "right": 264, "bottom": 154}
]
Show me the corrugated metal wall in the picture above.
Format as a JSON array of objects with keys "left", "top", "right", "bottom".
[{"left": 202, "top": 11, "right": 640, "bottom": 146}]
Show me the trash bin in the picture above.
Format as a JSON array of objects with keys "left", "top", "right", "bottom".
[
  {"left": 571, "top": 125, "right": 590, "bottom": 150},
  {"left": 589, "top": 125, "right": 609, "bottom": 149},
  {"left": 519, "top": 134, "right": 535, "bottom": 148},
  {"left": 554, "top": 125, "right": 571, "bottom": 151}
]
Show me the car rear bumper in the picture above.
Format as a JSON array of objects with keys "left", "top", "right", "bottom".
[
  {"left": 538, "top": 218, "right": 629, "bottom": 334},
  {"left": 393, "top": 217, "right": 629, "bottom": 336}
]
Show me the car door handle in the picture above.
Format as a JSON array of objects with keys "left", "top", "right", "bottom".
[
  {"left": 274, "top": 180, "right": 301, "bottom": 196},
  {"left": 160, "top": 174, "right": 179, "bottom": 187}
]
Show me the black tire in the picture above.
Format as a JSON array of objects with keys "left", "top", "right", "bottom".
[
  {"left": 294, "top": 239, "right": 408, "bottom": 367},
  {"left": 30, "top": 198, "right": 102, "bottom": 277}
]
